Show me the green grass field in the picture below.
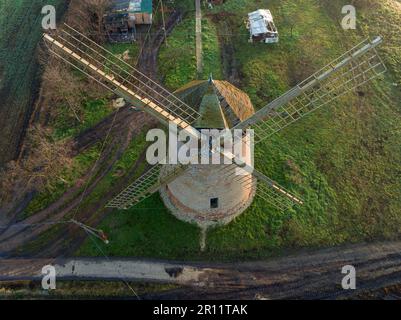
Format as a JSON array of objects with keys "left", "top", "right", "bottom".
[
  {"left": 159, "top": 16, "right": 223, "bottom": 89},
  {"left": 0, "top": 0, "right": 66, "bottom": 164},
  {"left": 78, "top": 0, "right": 401, "bottom": 261},
  {"left": 0, "top": 280, "right": 177, "bottom": 299}
]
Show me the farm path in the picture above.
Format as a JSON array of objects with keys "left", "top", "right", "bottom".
[
  {"left": 0, "top": 109, "right": 157, "bottom": 257},
  {"left": 137, "top": 9, "right": 184, "bottom": 80},
  {"left": 1, "top": 240, "right": 401, "bottom": 299},
  {"left": 208, "top": 12, "right": 241, "bottom": 86}
]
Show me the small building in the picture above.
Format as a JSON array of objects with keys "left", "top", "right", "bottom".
[
  {"left": 104, "top": 0, "right": 153, "bottom": 35},
  {"left": 247, "top": 9, "right": 279, "bottom": 44}
]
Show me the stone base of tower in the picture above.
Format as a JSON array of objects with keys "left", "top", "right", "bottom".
[{"left": 159, "top": 167, "right": 257, "bottom": 228}]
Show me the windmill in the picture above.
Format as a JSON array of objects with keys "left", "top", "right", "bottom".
[{"left": 43, "top": 23, "right": 386, "bottom": 228}]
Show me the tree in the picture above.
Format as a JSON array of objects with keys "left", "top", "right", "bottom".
[
  {"left": 42, "top": 59, "right": 84, "bottom": 123},
  {"left": 0, "top": 126, "right": 73, "bottom": 204},
  {"left": 67, "top": 0, "right": 112, "bottom": 42}
]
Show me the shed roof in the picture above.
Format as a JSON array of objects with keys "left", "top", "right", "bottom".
[{"left": 110, "top": 0, "right": 153, "bottom": 14}]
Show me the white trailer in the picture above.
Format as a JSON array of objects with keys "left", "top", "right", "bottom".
[{"left": 247, "top": 9, "right": 279, "bottom": 44}]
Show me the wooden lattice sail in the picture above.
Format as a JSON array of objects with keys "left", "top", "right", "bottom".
[{"left": 44, "top": 25, "right": 385, "bottom": 212}]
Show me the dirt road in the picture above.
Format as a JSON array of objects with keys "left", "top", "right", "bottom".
[
  {"left": 208, "top": 12, "right": 241, "bottom": 86},
  {"left": 0, "top": 108, "right": 157, "bottom": 257},
  {"left": 137, "top": 10, "right": 184, "bottom": 80},
  {"left": 1, "top": 240, "right": 401, "bottom": 299}
]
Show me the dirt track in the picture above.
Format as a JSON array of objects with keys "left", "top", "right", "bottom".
[
  {"left": 1, "top": 240, "right": 401, "bottom": 299},
  {"left": 137, "top": 9, "right": 184, "bottom": 79},
  {"left": 0, "top": 108, "right": 157, "bottom": 257},
  {"left": 144, "top": 240, "right": 401, "bottom": 299},
  {"left": 208, "top": 12, "right": 242, "bottom": 86}
]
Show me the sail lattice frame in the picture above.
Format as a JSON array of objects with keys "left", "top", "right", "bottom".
[
  {"left": 234, "top": 37, "right": 387, "bottom": 144},
  {"left": 106, "top": 164, "right": 188, "bottom": 210},
  {"left": 44, "top": 24, "right": 201, "bottom": 128}
]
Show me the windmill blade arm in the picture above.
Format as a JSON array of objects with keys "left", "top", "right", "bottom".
[
  {"left": 232, "top": 170, "right": 302, "bottom": 211},
  {"left": 235, "top": 37, "right": 386, "bottom": 144},
  {"left": 255, "top": 179, "right": 300, "bottom": 211},
  {"left": 252, "top": 169, "right": 303, "bottom": 209},
  {"left": 43, "top": 24, "right": 200, "bottom": 129},
  {"left": 106, "top": 164, "right": 188, "bottom": 210},
  {"left": 217, "top": 164, "right": 303, "bottom": 211},
  {"left": 106, "top": 165, "right": 163, "bottom": 210}
]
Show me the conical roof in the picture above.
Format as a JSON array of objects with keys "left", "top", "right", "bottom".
[{"left": 174, "top": 79, "right": 255, "bottom": 129}]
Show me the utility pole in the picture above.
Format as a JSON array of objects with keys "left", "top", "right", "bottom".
[
  {"left": 160, "top": 0, "right": 168, "bottom": 47},
  {"left": 195, "top": 0, "right": 203, "bottom": 77}
]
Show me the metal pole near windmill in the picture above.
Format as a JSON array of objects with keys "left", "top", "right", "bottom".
[
  {"left": 160, "top": 0, "right": 168, "bottom": 47},
  {"left": 195, "top": 0, "right": 203, "bottom": 77}
]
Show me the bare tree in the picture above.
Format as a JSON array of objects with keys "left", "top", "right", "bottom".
[
  {"left": 66, "top": 0, "right": 112, "bottom": 42},
  {"left": 42, "top": 59, "right": 84, "bottom": 123},
  {"left": 24, "top": 126, "right": 73, "bottom": 191},
  {"left": 37, "top": 51, "right": 109, "bottom": 125},
  {"left": 0, "top": 126, "right": 73, "bottom": 204}
]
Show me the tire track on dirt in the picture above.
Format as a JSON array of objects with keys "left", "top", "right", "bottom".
[{"left": 0, "top": 109, "right": 157, "bottom": 256}]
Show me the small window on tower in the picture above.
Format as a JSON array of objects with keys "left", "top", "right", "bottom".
[{"left": 210, "top": 198, "right": 219, "bottom": 209}]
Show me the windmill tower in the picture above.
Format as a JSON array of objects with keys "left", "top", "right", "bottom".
[
  {"left": 43, "top": 24, "right": 386, "bottom": 230},
  {"left": 159, "top": 78, "right": 257, "bottom": 227}
]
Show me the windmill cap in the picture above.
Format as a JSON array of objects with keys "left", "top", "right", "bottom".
[{"left": 174, "top": 80, "right": 255, "bottom": 129}]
